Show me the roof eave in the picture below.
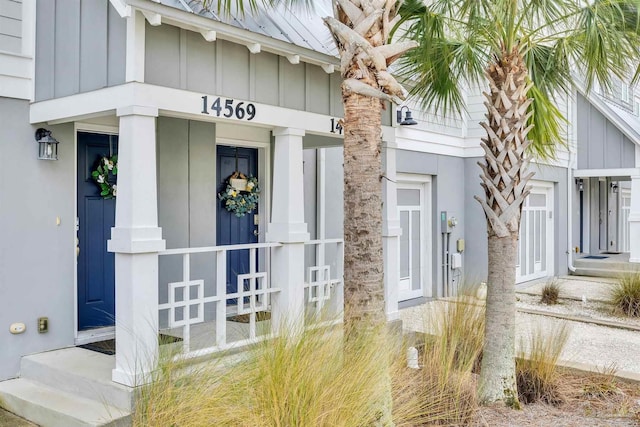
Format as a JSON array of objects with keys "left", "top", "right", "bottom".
[{"left": 123, "top": 0, "right": 341, "bottom": 72}]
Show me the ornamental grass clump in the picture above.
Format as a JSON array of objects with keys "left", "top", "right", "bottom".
[
  {"left": 516, "top": 322, "right": 570, "bottom": 405},
  {"left": 610, "top": 273, "right": 640, "bottom": 317},
  {"left": 392, "top": 286, "right": 483, "bottom": 425},
  {"left": 135, "top": 322, "right": 402, "bottom": 427},
  {"left": 540, "top": 279, "right": 561, "bottom": 305}
]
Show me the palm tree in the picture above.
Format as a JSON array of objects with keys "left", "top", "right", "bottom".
[
  {"left": 396, "top": 0, "right": 640, "bottom": 404},
  {"left": 207, "top": 1, "right": 415, "bottom": 423},
  {"left": 207, "top": 0, "right": 416, "bottom": 329}
]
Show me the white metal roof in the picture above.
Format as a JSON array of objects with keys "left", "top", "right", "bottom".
[{"left": 158, "top": 0, "right": 338, "bottom": 57}]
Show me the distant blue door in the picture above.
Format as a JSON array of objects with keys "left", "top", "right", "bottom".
[
  {"left": 77, "top": 132, "right": 117, "bottom": 330},
  {"left": 216, "top": 146, "right": 259, "bottom": 296}
]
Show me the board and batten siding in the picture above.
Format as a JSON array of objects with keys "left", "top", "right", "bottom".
[
  {"left": 34, "top": 0, "right": 126, "bottom": 101},
  {"left": 0, "top": 0, "right": 21, "bottom": 54},
  {"left": 145, "top": 23, "right": 362, "bottom": 122},
  {"left": 577, "top": 94, "right": 636, "bottom": 170}
]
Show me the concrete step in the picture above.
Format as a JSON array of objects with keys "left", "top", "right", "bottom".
[
  {"left": 571, "top": 267, "right": 627, "bottom": 278},
  {"left": 20, "top": 348, "right": 134, "bottom": 412},
  {"left": 573, "top": 259, "right": 640, "bottom": 272},
  {"left": 0, "top": 378, "right": 130, "bottom": 427}
]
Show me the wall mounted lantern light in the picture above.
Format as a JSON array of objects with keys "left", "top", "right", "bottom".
[
  {"left": 575, "top": 178, "right": 584, "bottom": 192},
  {"left": 396, "top": 106, "right": 418, "bottom": 126},
  {"left": 611, "top": 182, "right": 619, "bottom": 193},
  {"left": 35, "top": 128, "right": 59, "bottom": 160}
]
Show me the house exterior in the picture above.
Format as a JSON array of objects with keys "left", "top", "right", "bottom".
[{"left": 1, "top": 0, "right": 640, "bottom": 423}]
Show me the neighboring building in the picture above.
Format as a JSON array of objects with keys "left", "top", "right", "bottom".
[{"left": 0, "top": 0, "right": 639, "bottom": 424}]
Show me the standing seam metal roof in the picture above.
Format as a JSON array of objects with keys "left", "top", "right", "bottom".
[{"left": 157, "top": 0, "right": 338, "bottom": 57}]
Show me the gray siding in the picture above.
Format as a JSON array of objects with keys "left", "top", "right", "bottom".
[
  {"left": 157, "top": 117, "right": 217, "bottom": 250},
  {"left": 577, "top": 94, "right": 636, "bottom": 170},
  {"left": 463, "top": 160, "right": 569, "bottom": 281},
  {"left": 145, "top": 23, "right": 347, "bottom": 118},
  {"left": 0, "top": 0, "right": 22, "bottom": 53},
  {"left": 35, "top": 1, "right": 126, "bottom": 101},
  {"left": 157, "top": 117, "right": 217, "bottom": 324},
  {"left": 0, "top": 99, "right": 75, "bottom": 381}
]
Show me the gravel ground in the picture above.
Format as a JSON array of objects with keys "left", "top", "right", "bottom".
[
  {"left": 516, "top": 311, "right": 640, "bottom": 373},
  {"left": 517, "top": 293, "right": 640, "bottom": 328},
  {"left": 400, "top": 276, "right": 640, "bottom": 426},
  {"left": 400, "top": 276, "right": 640, "bottom": 375}
]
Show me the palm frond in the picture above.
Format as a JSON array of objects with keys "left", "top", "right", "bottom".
[
  {"left": 526, "top": 84, "right": 567, "bottom": 160},
  {"left": 566, "top": 0, "right": 640, "bottom": 92},
  {"left": 396, "top": 0, "right": 489, "bottom": 117}
]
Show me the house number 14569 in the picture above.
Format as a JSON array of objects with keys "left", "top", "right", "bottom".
[{"left": 201, "top": 96, "right": 256, "bottom": 121}]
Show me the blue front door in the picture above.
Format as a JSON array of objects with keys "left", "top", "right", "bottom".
[
  {"left": 216, "top": 146, "right": 259, "bottom": 295},
  {"left": 77, "top": 132, "right": 117, "bottom": 330}
]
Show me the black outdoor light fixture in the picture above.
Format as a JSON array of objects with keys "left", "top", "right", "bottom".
[
  {"left": 575, "top": 178, "right": 584, "bottom": 192},
  {"left": 611, "top": 182, "right": 619, "bottom": 193},
  {"left": 35, "top": 128, "right": 59, "bottom": 160},
  {"left": 397, "top": 106, "right": 418, "bottom": 126}
]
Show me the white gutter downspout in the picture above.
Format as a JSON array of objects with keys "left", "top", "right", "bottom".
[{"left": 567, "top": 148, "right": 577, "bottom": 273}]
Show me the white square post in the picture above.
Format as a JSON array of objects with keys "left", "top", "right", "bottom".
[
  {"left": 382, "top": 138, "right": 401, "bottom": 321},
  {"left": 266, "top": 127, "right": 309, "bottom": 333},
  {"left": 629, "top": 174, "right": 640, "bottom": 263},
  {"left": 108, "top": 106, "right": 165, "bottom": 387}
]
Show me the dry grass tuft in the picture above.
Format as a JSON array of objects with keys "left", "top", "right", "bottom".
[
  {"left": 540, "top": 280, "right": 560, "bottom": 305},
  {"left": 393, "top": 286, "right": 484, "bottom": 425},
  {"left": 516, "top": 322, "right": 570, "bottom": 405},
  {"left": 134, "top": 323, "right": 399, "bottom": 427},
  {"left": 610, "top": 273, "right": 640, "bottom": 317}
]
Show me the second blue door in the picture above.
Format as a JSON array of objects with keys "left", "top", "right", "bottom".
[{"left": 216, "top": 146, "right": 259, "bottom": 296}]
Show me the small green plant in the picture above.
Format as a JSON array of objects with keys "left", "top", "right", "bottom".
[
  {"left": 610, "top": 273, "right": 640, "bottom": 317},
  {"left": 516, "top": 322, "right": 570, "bottom": 405},
  {"left": 540, "top": 280, "right": 561, "bottom": 305},
  {"left": 581, "top": 365, "right": 620, "bottom": 398}
]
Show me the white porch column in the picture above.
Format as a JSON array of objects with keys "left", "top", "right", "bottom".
[
  {"left": 629, "top": 174, "right": 640, "bottom": 262},
  {"left": 266, "top": 128, "right": 309, "bottom": 332},
  {"left": 382, "top": 139, "right": 401, "bottom": 321},
  {"left": 108, "top": 106, "right": 165, "bottom": 387}
]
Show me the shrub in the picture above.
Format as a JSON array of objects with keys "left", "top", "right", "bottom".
[
  {"left": 516, "top": 322, "right": 570, "bottom": 405},
  {"left": 610, "top": 273, "right": 640, "bottom": 317},
  {"left": 540, "top": 280, "right": 561, "bottom": 305}
]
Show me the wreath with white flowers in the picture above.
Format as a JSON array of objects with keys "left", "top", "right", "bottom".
[
  {"left": 91, "top": 155, "right": 118, "bottom": 199},
  {"left": 218, "top": 172, "right": 260, "bottom": 217}
]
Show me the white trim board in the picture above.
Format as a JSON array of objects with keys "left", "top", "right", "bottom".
[
  {"left": 575, "top": 168, "right": 639, "bottom": 178},
  {"left": 30, "top": 82, "right": 356, "bottom": 139}
]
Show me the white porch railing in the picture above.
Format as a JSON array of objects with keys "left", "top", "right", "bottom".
[
  {"left": 158, "top": 239, "right": 344, "bottom": 359},
  {"left": 303, "top": 239, "right": 344, "bottom": 324}
]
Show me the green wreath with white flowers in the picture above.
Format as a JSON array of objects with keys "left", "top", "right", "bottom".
[
  {"left": 91, "top": 155, "right": 118, "bottom": 199},
  {"left": 218, "top": 172, "right": 260, "bottom": 217}
]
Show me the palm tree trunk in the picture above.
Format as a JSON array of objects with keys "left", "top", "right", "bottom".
[
  {"left": 481, "top": 235, "right": 519, "bottom": 405},
  {"left": 476, "top": 45, "right": 534, "bottom": 406},
  {"left": 343, "top": 91, "right": 384, "bottom": 327}
]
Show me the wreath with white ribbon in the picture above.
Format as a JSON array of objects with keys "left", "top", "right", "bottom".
[
  {"left": 91, "top": 155, "right": 118, "bottom": 199},
  {"left": 218, "top": 171, "right": 260, "bottom": 217}
]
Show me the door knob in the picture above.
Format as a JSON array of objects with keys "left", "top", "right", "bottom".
[{"left": 253, "top": 229, "right": 259, "bottom": 237}]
